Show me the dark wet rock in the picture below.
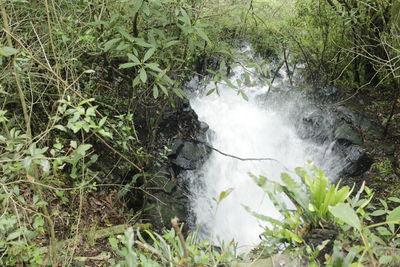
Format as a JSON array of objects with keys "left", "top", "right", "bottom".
[
  {"left": 296, "top": 109, "right": 336, "bottom": 143},
  {"left": 331, "top": 143, "right": 373, "bottom": 177},
  {"left": 307, "top": 85, "right": 342, "bottom": 103},
  {"left": 145, "top": 172, "right": 190, "bottom": 229},
  {"left": 334, "top": 123, "right": 362, "bottom": 145},
  {"left": 168, "top": 139, "right": 211, "bottom": 172},
  {"left": 336, "top": 106, "right": 383, "bottom": 138},
  {"left": 380, "top": 144, "right": 396, "bottom": 155}
]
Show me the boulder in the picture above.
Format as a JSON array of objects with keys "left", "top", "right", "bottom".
[
  {"left": 296, "top": 109, "right": 335, "bottom": 143},
  {"left": 331, "top": 142, "right": 373, "bottom": 177},
  {"left": 336, "top": 106, "right": 383, "bottom": 138},
  {"left": 168, "top": 139, "right": 211, "bottom": 171},
  {"left": 334, "top": 123, "right": 362, "bottom": 145},
  {"left": 144, "top": 172, "right": 190, "bottom": 229}
]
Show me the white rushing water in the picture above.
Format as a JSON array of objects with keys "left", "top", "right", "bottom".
[{"left": 186, "top": 47, "right": 333, "bottom": 251}]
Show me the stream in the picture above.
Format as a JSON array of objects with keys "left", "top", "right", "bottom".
[{"left": 184, "top": 46, "right": 341, "bottom": 251}]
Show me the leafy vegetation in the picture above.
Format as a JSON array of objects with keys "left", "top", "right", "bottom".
[
  {"left": 1, "top": 0, "right": 400, "bottom": 266},
  {"left": 249, "top": 163, "right": 400, "bottom": 266}
]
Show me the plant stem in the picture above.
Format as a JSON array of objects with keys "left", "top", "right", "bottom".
[{"left": 0, "top": 0, "right": 31, "bottom": 137}]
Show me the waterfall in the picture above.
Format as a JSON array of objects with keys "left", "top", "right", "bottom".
[{"left": 185, "top": 47, "right": 336, "bottom": 251}]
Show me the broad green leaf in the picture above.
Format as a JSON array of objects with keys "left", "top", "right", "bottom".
[
  {"left": 139, "top": 68, "right": 147, "bottom": 83},
  {"left": 99, "top": 116, "right": 107, "bottom": 127},
  {"left": 70, "top": 140, "right": 77, "bottom": 149},
  {"left": 134, "top": 38, "right": 153, "bottom": 48},
  {"left": 145, "top": 63, "right": 162, "bottom": 72},
  {"left": 334, "top": 186, "right": 351, "bottom": 204},
  {"left": 370, "top": 210, "right": 386, "bottom": 216},
  {"left": 78, "top": 98, "right": 95, "bottom": 106},
  {"left": 0, "top": 46, "right": 19, "bottom": 57},
  {"left": 218, "top": 188, "right": 234, "bottom": 202},
  {"left": 164, "top": 40, "right": 180, "bottom": 48},
  {"left": 132, "top": 0, "right": 144, "bottom": 15},
  {"left": 119, "top": 62, "right": 138, "bottom": 69},
  {"left": 152, "top": 85, "right": 159, "bottom": 98},
  {"left": 280, "top": 173, "right": 308, "bottom": 210},
  {"left": 388, "top": 197, "right": 400, "bottom": 203},
  {"left": 379, "top": 256, "right": 393, "bottom": 265},
  {"left": 143, "top": 48, "right": 156, "bottom": 62},
  {"left": 132, "top": 76, "right": 141, "bottom": 88},
  {"left": 127, "top": 53, "right": 140, "bottom": 64},
  {"left": 387, "top": 206, "right": 400, "bottom": 233},
  {"left": 158, "top": 83, "right": 168, "bottom": 96},
  {"left": 376, "top": 226, "right": 392, "bottom": 236},
  {"left": 117, "top": 27, "right": 135, "bottom": 42},
  {"left": 54, "top": 125, "right": 67, "bottom": 132},
  {"left": 196, "top": 27, "right": 210, "bottom": 43},
  {"left": 172, "top": 87, "right": 186, "bottom": 98},
  {"left": 103, "top": 38, "right": 120, "bottom": 52},
  {"left": 312, "top": 168, "right": 328, "bottom": 208},
  {"left": 329, "top": 203, "right": 361, "bottom": 231},
  {"left": 6, "top": 231, "right": 22, "bottom": 241},
  {"left": 179, "top": 8, "right": 191, "bottom": 25},
  {"left": 76, "top": 144, "right": 92, "bottom": 156}
]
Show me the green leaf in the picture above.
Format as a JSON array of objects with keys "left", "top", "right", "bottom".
[
  {"left": 139, "top": 68, "right": 147, "bottom": 83},
  {"left": 6, "top": 231, "right": 22, "bottom": 241},
  {"left": 172, "top": 87, "right": 186, "bottom": 99},
  {"left": 240, "top": 90, "right": 249, "bottom": 101},
  {"left": 145, "top": 63, "right": 162, "bottom": 72},
  {"left": 158, "top": 83, "right": 168, "bottom": 96},
  {"left": 196, "top": 27, "right": 210, "bottom": 43},
  {"left": 280, "top": 172, "right": 308, "bottom": 210},
  {"left": 179, "top": 8, "right": 191, "bottom": 25},
  {"left": 119, "top": 62, "right": 138, "bottom": 69},
  {"left": 329, "top": 203, "right": 361, "bottom": 231},
  {"left": 99, "top": 116, "right": 107, "bottom": 127},
  {"left": 242, "top": 205, "right": 284, "bottom": 227},
  {"left": 143, "top": 48, "right": 156, "bottom": 62},
  {"left": 376, "top": 226, "right": 392, "bottom": 236},
  {"left": 83, "top": 69, "right": 95, "bottom": 74},
  {"left": 370, "top": 210, "right": 387, "bottom": 216},
  {"left": 78, "top": 98, "right": 95, "bottom": 106},
  {"left": 164, "top": 40, "right": 180, "bottom": 48},
  {"left": 103, "top": 38, "right": 120, "bottom": 52},
  {"left": 387, "top": 206, "right": 400, "bottom": 233},
  {"left": 54, "top": 125, "right": 67, "bottom": 132},
  {"left": 132, "top": 76, "right": 141, "bottom": 88},
  {"left": 0, "top": 46, "right": 19, "bottom": 57},
  {"left": 133, "top": 38, "right": 153, "bottom": 48},
  {"left": 388, "top": 197, "right": 400, "bottom": 203},
  {"left": 152, "top": 85, "right": 159, "bottom": 99},
  {"left": 70, "top": 140, "right": 77, "bottom": 149},
  {"left": 379, "top": 256, "right": 393, "bottom": 265},
  {"left": 206, "top": 88, "right": 216, "bottom": 96},
  {"left": 76, "top": 144, "right": 92, "bottom": 156},
  {"left": 132, "top": 0, "right": 144, "bottom": 15},
  {"left": 222, "top": 77, "right": 237, "bottom": 89},
  {"left": 127, "top": 53, "right": 140, "bottom": 64},
  {"left": 218, "top": 188, "right": 234, "bottom": 202}
]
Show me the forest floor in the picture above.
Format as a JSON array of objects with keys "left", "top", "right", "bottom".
[{"left": 346, "top": 86, "right": 400, "bottom": 204}]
